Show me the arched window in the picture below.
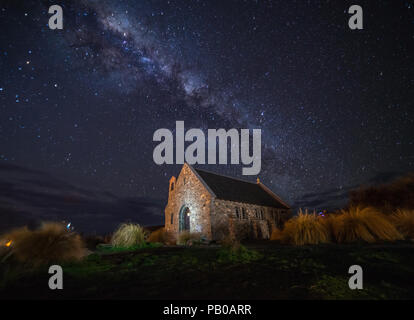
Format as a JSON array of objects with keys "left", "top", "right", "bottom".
[
  {"left": 171, "top": 213, "right": 174, "bottom": 225},
  {"left": 171, "top": 182, "right": 174, "bottom": 191}
]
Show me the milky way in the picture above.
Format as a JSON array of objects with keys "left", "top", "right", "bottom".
[{"left": 0, "top": 0, "right": 413, "bottom": 213}]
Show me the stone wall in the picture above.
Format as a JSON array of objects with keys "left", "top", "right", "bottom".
[
  {"left": 212, "top": 199, "right": 290, "bottom": 240},
  {"left": 165, "top": 164, "right": 291, "bottom": 242},
  {"left": 164, "top": 163, "right": 213, "bottom": 240}
]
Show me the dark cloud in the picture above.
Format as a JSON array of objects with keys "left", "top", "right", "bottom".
[
  {"left": 0, "top": 164, "right": 164, "bottom": 234},
  {"left": 292, "top": 187, "right": 350, "bottom": 211},
  {"left": 292, "top": 171, "right": 408, "bottom": 211},
  {"left": 365, "top": 171, "right": 405, "bottom": 186}
]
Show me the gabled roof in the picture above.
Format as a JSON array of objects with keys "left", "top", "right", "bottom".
[{"left": 193, "top": 167, "right": 290, "bottom": 209}]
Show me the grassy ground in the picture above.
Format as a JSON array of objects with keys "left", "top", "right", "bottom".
[{"left": 1, "top": 241, "right": 413, "bottom": 299}]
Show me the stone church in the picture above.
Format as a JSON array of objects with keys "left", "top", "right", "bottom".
[{"left": 165, "top": 163, "right": 291, "bottom": 241}]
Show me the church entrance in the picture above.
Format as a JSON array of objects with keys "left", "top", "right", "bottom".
[{"left": 179, "top": 206, "right": 191, "bottom": 232}]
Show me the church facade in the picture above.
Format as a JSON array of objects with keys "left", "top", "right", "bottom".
[{"left": 164, "top": 163, "right": 291, "bottom": 241}]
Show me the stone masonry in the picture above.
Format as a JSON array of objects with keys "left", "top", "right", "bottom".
[{"left": 165, "top": 163, "right": 291, "bottom": 241}]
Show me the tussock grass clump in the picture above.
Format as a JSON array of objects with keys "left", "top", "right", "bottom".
[
  {"left": 389, "top": 209, "right": 414, "bottom": 239},
  {"left": 319, "top": 214, "right": 337, "bottom": 241},
  {"left": 177, "top": 231, "right": 201, "bottom": 246},
  {"left": 333, "top": 206, "right": 402, "bottom": 243},
  {"left": 281, "top": 210, "right": 330, "bottom": 245},
  {"left": 148, "top": 227, "right": 175, "bottom": 245},
  {"left": 2, "top": 222, "right": 85, "bottom": 266},
  {"left": 270, "top": 227, "right": 283, "bottom": 241},
  {"left": 111, "top": 223, "right": 146, "bottom": 247}
]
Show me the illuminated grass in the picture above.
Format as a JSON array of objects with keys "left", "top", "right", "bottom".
[
  {"left": 281, "top": 210, "right": 330, "bottom": 245},
  {"left": 332, "top": 206, "right": 402, "bottom": 243},
  {"left": 0, "top": 222, "right": 85, "bottom": 266},
  {"left": 111, "top": 223, "right": 146, "bottom": 247},
  {"left": 389, "top": 209, "right": 414, "bottom": 239}
]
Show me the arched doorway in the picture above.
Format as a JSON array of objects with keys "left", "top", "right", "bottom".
[{"left": 179, "top": 206, "right": 191, "bottom": 232}]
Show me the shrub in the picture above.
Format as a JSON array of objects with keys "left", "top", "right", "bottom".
[
  {"left": 111, "top": 223, "right": 146, "bottom": 247},
  {"left": 220, "top": 233, "right": 238, "bottom": 247},
  {"left": 270, "top": 226, "right": 283, "bottom": 241},
  {"left": 233, "top": 221, "right": 250, "bottom": 240},
  {"left": 148, "top": 227, "right": 175, "bottom": 245},
  {"left": 213, "top": 221, "right": 231, "bottom": 241},
  {"left": 281, "top": 210, "right": 330, "bottom": 245},
  {"left": 177, "top": 231, "right": 202, "bottom": 246},
  {"left": 1, "top": 222, "right": 85, "bottom": 266},
  {"left": 349, "top": 173, "right": 414, "bottom": 212},
  {"left": 103, "top": 234, "right": 112, "bottom": 244},
  {"left": 389, "top": 209, "right": 414, "bottom": 239},
  {"left": 83, "top": 234, "right": 106, "bottom": 250},
  {"left": 217, "top": 244, "right": 261, "bottom": 263},
  {"left": 333, "top": 206, "right": 402, "bottom": 243}
]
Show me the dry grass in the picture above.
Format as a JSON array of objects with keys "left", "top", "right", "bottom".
[
  {"left": 319, "top": 214, "right": 339, "bottom": 242},
  {"left": 148, "top": 227, "right": 175, "bottom": 245},
  {"left": 389, "top": 209, "right": 414, "bottom": 240},
  {"left": 1, "top": 222, "right": 85, "bottom": 266},
  {"left": 281, "top": 209, "right": 330, "bottom": 245},
  {"left": 111, "top": 223, "right": 146, "bottom": 247},
  {"left": 177, "top": 231, "right": 202, "bottom": 246},
  {"left": 271, "top": 206, "right": 404, "bottom": 246},
  {"left": 332, "top": 206, "right": 402, "bottom": 243},
  {"left": 270, "top": 227, "right": 283, "bottom": 241}
]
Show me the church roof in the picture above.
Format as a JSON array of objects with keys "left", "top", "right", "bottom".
[{"left": 194, "top": 168, "right": 290, "bottom": 209}]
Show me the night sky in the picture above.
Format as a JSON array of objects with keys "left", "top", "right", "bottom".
[{"left": 0, "top": 1, "right": 413, "bottom": 232}]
